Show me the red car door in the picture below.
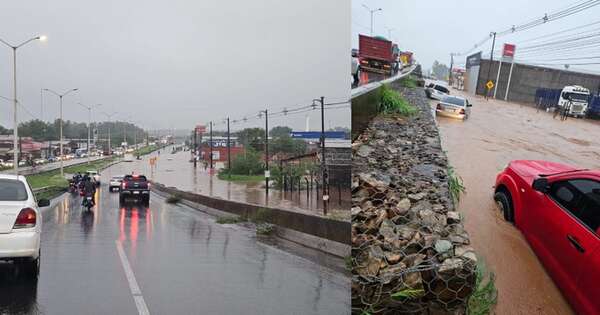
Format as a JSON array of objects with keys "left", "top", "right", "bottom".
[{"left": 541, "top": 177, "right": 600, "bottom": 314}]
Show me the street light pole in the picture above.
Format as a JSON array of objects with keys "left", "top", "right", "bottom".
[
  {"left": 209, "top": 121, "right": 213, "bottom": 170},
  {"left": 226, "top": 117, "right": 231, "bottom": 179},
  {"left": 263, "top": 110, "right": 269, "bottom": 196},
  {"left": 101, "top": 112, "right": 117, "bottom": 156},
  {"left": 44, "top": 88, "right": 78, "bottom": 177},
  {"left": 362, "top": 4, "right": 382, "bottom": 36},
  {"left": 78, "top": 103, "right": 102, "bottom": 165},
  {"left": 0, "top": 35, "right": 47, "bottom": 174}
]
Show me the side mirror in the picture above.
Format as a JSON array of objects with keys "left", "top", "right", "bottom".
[
  {"left": 467, "top": 103, "right": 473, "bottom": 107},
  {"left": 532, "top": 177, "right": 549, "bottom": 193},
  {"left": 38, "top": 198, "right": 50, "bottom": 207}
]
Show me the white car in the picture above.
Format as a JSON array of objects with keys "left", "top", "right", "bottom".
[
  {"left": 0, "top": 175, "right": 49, "bottom": 277},
  {"left": 109, "top": 175, "right": 124, "bottom": 191},
  {"left": 426, "top": 83, "right": 450, "bottom": 100},
  {"left": 86, "top": 170, "right": 101, "bottom": 185},
  {"left": 123, "top": 153, "right": 134, "bottom": 162},
  {"left": 435, "top": 95, "right": 472, "bottom": 120}
]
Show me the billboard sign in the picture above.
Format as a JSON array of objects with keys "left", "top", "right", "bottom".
[
  {"left": 466, "top": 51, "right": 482, "bottom": 68},
  {"left": 195, "top": 125, "right": 206, "bottom": 134},
  {"left": 502, "top": 43, "right": 516, "bottom": 58},
  {"left": 289, "top": 131, "right": 346, "bottom": 139}
]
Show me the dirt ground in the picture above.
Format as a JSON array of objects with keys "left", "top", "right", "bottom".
[{"left": 433, "top": 89, "right": 600, "bottom": 314}]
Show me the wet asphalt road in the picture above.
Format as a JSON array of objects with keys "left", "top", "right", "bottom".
[{"left": 0, "top": 163, "right": 350, "bottom": 315}]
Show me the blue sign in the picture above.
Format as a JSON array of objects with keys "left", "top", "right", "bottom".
[{"left": 290, "top": 131, "right": 346, "bottom": 139}]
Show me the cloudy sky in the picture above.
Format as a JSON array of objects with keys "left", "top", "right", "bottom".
[
  {"left": 352, "top": 0, "right": 600, "bottom": 74},
  {"left": 0, "top": 0, "right": 350, "bottom": 132}
]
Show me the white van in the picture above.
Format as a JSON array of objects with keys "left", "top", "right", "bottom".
[
  {"left": 559, "top": 85, "right": 590, "bottom": 118},
  {"left": 123, "top": 153, "right": 134, "bottom": 162}
]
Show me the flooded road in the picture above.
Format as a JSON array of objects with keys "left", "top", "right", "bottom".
[
  {"left": 434, "top": 89, "right": 600, "bottom": 314},
  {"left": 0, "top": 162, "right": 349, "bottom": 315},
  {"left": 118, "top": 148, "right": 350, "bottom": 217}
]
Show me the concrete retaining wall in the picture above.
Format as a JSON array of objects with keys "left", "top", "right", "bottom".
[
  {"left": 477, "top": 59, "right": 600, "bottom": 103},
  {"left": 351, "top": 66, "right": 417, "bottom": 139},
  {"left": 151, "top": 183, "right": 350, "bottom": 256}
]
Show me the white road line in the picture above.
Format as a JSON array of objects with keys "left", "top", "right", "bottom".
[{"left": 116, "top": 240, "right": 150, "bottom": 315}]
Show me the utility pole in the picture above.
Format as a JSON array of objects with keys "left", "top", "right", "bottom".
[
  {"left": 449, "top": 53, "right": 454, "bottom": 86},
  {"left": 209, "top": 121, "right": 213, "bottom": 170},
  {"left": 44, "top": 88, "right": 78, "bottom": 177},
  {"left": 193, "top": 128, "right": 197, "bottom": 168},
  {"left": 485, "top": 32, "right": 497, "bottom": 100},
  {"left": 362, "top": 4, "right": 382, "bottom": 36},
  {"left": 101, "top": 112, "right": 117, "bottom": 156},
  {"left": 263, "top": 109, "right": 269, "bottom": 196},
  {"left": 78, "top": 103, "right": 101, "bottom": 165},
  {"left": 227, "top": 117, "right": 231, "bottom": 179},
  {"left": 319, "top": 96, "right": 328, "bottom": 215}
]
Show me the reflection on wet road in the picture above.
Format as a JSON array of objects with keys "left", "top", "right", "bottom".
[
  {"left": 434, "top": 89, "right": 600, "bottom": 314},
  {"left": 0, "top": 162, "right": 349, "bottom": 314}
]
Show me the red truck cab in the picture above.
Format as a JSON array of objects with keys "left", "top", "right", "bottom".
[
  {"left": 358, "top": 34, "right": 398, "bottom": 75},
  {"left": 494, "top": 160, "right": 600, "bottom": 314}
]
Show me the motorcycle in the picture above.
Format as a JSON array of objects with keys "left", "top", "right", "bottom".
[
  {"left": 82, "top": 194, "right": 94, "bottom": 210},
  {"left": 68, "top": 180, "right": 78, "bottom": 194}
]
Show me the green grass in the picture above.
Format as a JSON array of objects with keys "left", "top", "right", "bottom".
[
  {"left": 26, "top": 158, "right": 116, "bottom": 190},
  {"left": 216, "top": 216, "right": 245, "bottom": 224},
  {"left": 217, "top": 172, "right": 264, "bottom": 182},
  {"left": 380, "top": 84, "right": 418, "bottom": 116},
  {"left": 448, "top": 166, "right": 466, "bottom": 204},
  {"left": 165, "top": 195, "right": 181, "bottom": 204},
  {"left": 134, "top": 145, "right": 158, "bottom": 156},
  {"left": 399, "top": 76, "right": 418, "bottom": 88},
  {"left": 467, "top": 264, "right": 498, "bottom": 315}
]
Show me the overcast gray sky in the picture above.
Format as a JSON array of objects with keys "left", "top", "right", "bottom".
[
  {"left": 352, "top": 0, "right": 600, "bottom": 74},
  {"left": 0, "top": 0, "right": 349, "bottom": 132}
]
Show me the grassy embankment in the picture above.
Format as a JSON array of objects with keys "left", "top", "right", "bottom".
[
  {"left": 216, "top": 172, "right": 264, "bottom": 182},
  {"left": 27, "top": 158, "right": 117, "bottom": 200}
]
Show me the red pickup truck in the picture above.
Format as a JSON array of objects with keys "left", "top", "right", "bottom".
[
  {"left": 494, "top": 160, "right": 600, "bottom": 314},
  {"left": 119, "top": 174, "right": 150, "bottom": 206}
]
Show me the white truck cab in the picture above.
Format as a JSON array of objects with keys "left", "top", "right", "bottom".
[{"left": 559, "top": 85, "right": 590, "bottom": 118}]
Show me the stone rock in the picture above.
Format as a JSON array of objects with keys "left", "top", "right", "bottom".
[
  {"left": 407, "top": 192, "right": 426, "bottom": 201},
  {"left": 357, "top": 145, "right": 374, "bottom": 157},
  {"left": 434, "top": 240, "right": 453, "bottom": 254},
  {"left": 397, "top": 198, "right": 411, "bottom": 212},
  {"left": 455, "top": 245, "right": 477, "bottom": 264},
  {"left": 447, "top": 211, "right": 461, "bottom": 224}
]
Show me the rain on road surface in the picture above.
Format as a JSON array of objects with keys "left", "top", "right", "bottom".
[
  {"left": 0, "top": 161, "right": 350, "bottom": 315},
  {"left": 434, "top": 89, "right": 600, "bottom": 314}
]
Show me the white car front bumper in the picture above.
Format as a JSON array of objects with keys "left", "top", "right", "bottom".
[{"left": 0, "top": 230, "right": 40, "bottom": 259}]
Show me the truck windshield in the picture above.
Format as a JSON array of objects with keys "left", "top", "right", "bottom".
[{"left": 562, "top": 92, "right": 589, "bottom": 102}]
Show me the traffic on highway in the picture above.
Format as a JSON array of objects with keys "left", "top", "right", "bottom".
[{"left": 0, "top": 157, "right": 349, "bottom": 314}]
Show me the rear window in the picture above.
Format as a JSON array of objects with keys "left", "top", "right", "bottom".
[
  {"left": 442, "top": 96, "right": 465, "bottom": 106},
  {"left": 434, "top": 85, "right": 449, "bottom": 94},
  {"left": 0, "top": 179, "right": 29, "bottom": 201},
  {"left": 124, "top": 175, "right": 147, "bottom": 182}
]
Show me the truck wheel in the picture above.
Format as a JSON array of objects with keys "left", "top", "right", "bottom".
[
  {"left": 494, "top": 191, "right": 514, "bottom": 223},
  {"left": 119, "top": 195, "right": 125, "bottom": 204},
  {"left": 142, "top": 196, "right": 150, "bottom": 206}
]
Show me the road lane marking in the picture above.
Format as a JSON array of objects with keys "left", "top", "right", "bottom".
[{"left": 116, "top": 240, "right": 150, "bottom": 315}]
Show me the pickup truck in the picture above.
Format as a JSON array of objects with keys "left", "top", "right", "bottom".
[
  {"left": 119, "top": 174, "right": 150, "bottom": 205},
  {"left": 494, "top": 160, "right": 600, "bottom": 315}
]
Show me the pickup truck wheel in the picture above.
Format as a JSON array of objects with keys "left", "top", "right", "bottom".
[
  {"left": 494, "top": 191, "right": 514, "bottom": 223},
  {"left": 142, "top": 196, "right": 150, "bottom": 206},
  {"left": 119, "top": 195, "right": 125, "bottom": 204}
]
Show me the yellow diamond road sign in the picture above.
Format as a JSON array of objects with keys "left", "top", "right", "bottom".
[{"left": 486, "top": 80, "right": 494, "bottom": 90}]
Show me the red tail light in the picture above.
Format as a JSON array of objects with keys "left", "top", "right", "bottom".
[
  {"left": 436, "top": 103, "right": 442, "bottom": 110},
  {"left": 147, "top": 182, "right": 151, "bottom": 189},
  {"left": 13, "top": 208, "right": 36, "bottom": 229},
  {"left": 459, "top": 108, "right": 465, "bottom": 114},
  {"left": 122, "top": 182, "right": 127, "bottom": 189}
]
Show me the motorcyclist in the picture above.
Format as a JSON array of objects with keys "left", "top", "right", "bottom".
[{"left": 82, "top": 176, "right": 96, "bottom": 207}]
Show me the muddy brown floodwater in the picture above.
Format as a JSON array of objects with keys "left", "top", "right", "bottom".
[{"left": 433, "top": 89, "right": 600, "bottom": 314}]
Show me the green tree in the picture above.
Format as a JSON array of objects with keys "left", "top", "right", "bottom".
[
  {"left": 237, "top": 127, "right": 265, "bottom": 151},
  {"left": 270, "top": 136, "right": 307, "bottom": 156},
  {"left": 229, "top": 149, "right": 264, "bottom": 175},
  {"left": 431, "top": 60, "right": 449, "bottom": 80},
  {"left": 269, "top": 126, "right": 292, "bottom": 138}
]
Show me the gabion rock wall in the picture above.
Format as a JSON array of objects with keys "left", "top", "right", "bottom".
[{"left": 351, "top": 83, "right": 477, "bottom": 314}]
